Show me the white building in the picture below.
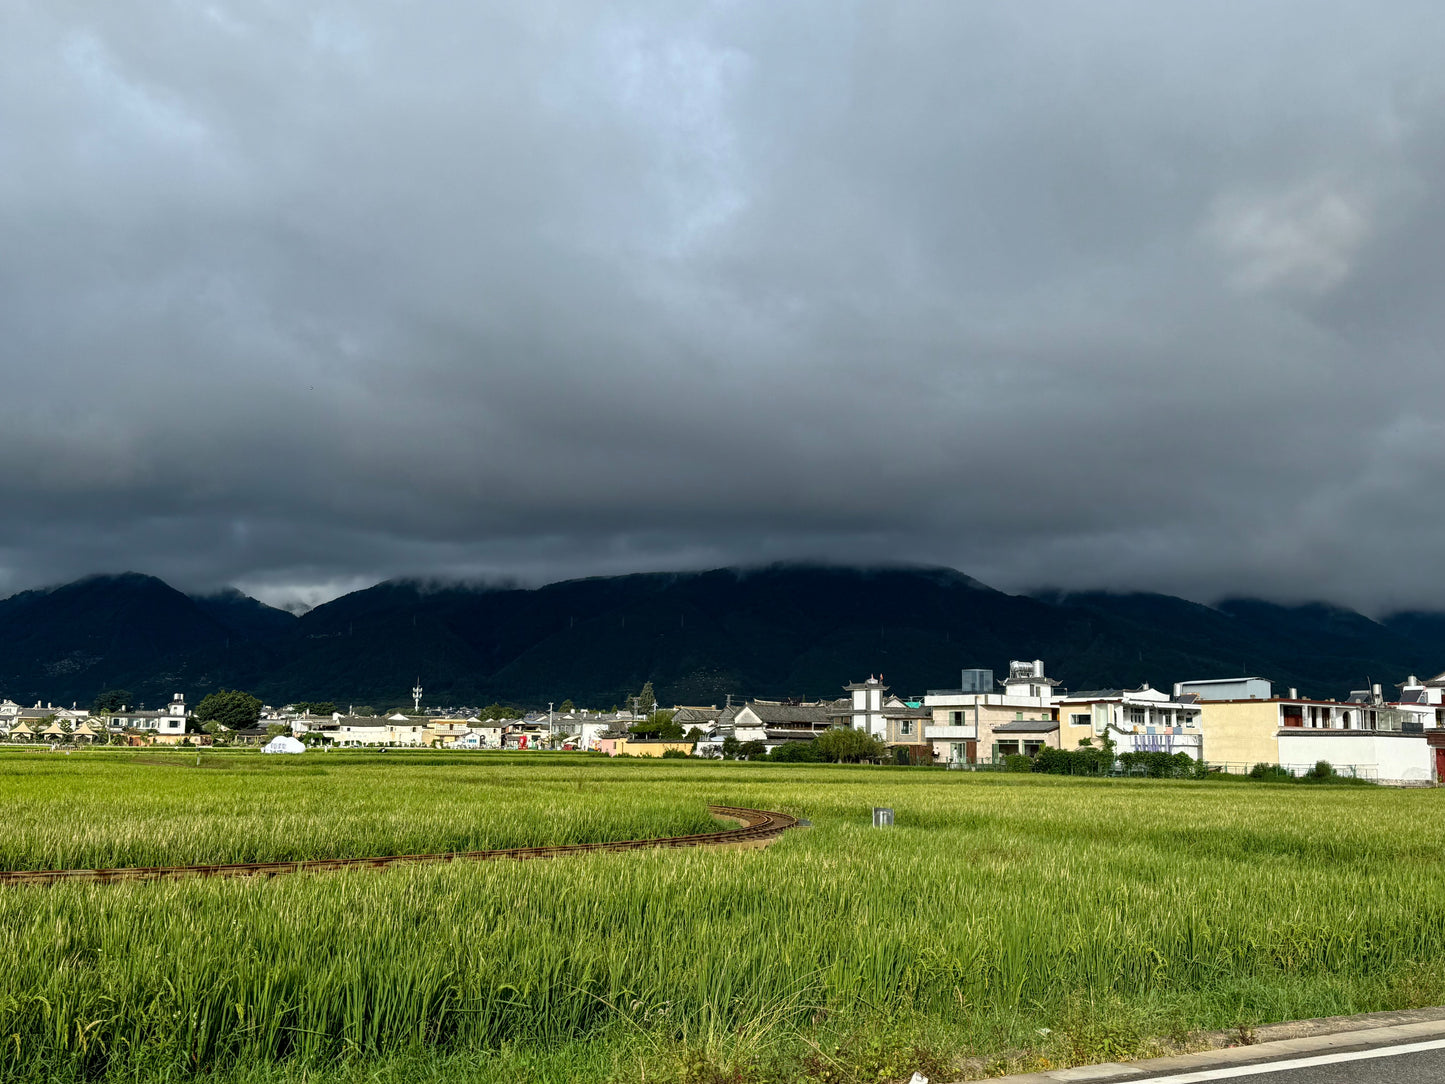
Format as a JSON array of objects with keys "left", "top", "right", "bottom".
[
  {"left": 1393, "top": 673, "right": 1445, "bottom": 729},
  {"left": 1055, "top": 685, "right": 1202, "bottom": 759},
  {"left": 1174, "top": 677, "right": 1273, "bottom": 701},
  {"left": 844, "top": 677, "right": 889, "bottom": 739},
  {"left": 106, "top": 693, "right": 188, "bottom": 737}
]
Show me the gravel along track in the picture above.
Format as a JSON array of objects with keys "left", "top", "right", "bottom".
[{"left": 0, "top": 805, "right": 800, "bottom": 887}]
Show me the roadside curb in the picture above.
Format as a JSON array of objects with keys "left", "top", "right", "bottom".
[{"left": 975, "top": 1006, "right": 1445, "bottom": 1082}]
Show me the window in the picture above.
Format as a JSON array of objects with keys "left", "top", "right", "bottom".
[
  {"left": 1128, "top": 709, "right": 1146, "bottom": 727},
  {"left": 950, "top": 710, "right": 965, "bottom": 725},
  {"left": 1015, "top": 711, "right": 1023, "bottom": 720},
  {"left": 1071, "top": 713, "right": 1090, "bottom": 728},
  {"left": 900, "top": 720, "right": 912, "bottom": 736}
]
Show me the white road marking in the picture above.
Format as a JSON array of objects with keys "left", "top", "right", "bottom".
[{"left": 1129, "top": 1036, "right": 1445, "bottom": 1081}]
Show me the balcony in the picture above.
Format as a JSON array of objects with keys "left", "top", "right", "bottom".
[{"left": 924, "top": 724, "right": 977, "bottom": 740}]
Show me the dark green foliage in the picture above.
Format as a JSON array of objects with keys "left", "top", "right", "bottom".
[
  {"left": 292, "top": 701, "right": 336, "bottom": 716},
  {"left": 768, "top": 740, "right": 824, "bottom": 762},
  {"left": 1305, "top": 760, "right": 1337, "bottom": 781},
  {"left": 1248, "top": 762, "right": 1294, "bottom": 781},
  {"left": 1117, "top": 752, "right": 1198, "bottom": 778},
  {"left": 194, "top": 689, "right": 263, "bottom": 730},
  {"left": 92, "top": 689, "right": 132, "bottom": 713},
  {"left": 813, "top": 727, "right": 886, "bottom": 763},
  {"left": 1002, "top": 754, "right": 1034, "bottom": 772},
  {"left": 476, "top": 703, "right": 523, "bottom": 720},
  {"left": 1032, "top": 745, "right": 1114, "bottom": 776},
  {"left": 660, "top": 748, "right": 690, "bottom": 759},
  {"left": 635, "top": 681, "right": 657, "bottom": 716},
  {"left": 629, "top": 710, "right": 682, "bottom": 739},
  {"left": 738, "top": 739, "right": 767, "bottom": 760}
]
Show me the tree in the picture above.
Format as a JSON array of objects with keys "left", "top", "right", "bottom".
[
  {"left": 769, "top": 740, "right": 823, "bottom": 763},
  {"left": 266, "top": 723, "right": 289, "bottom": 739},
  {"left": 636, "top": 682, "right": 656, "bottom": 717},
  {"left": 194, "top": 689, "right": 263, "bottom": 731},
  {"left": 559, "top": 699, "right": 576, "bottom": 713},
  {"left": 721, "top": 735, "right": 741, "bottom": 760},
  {"left": 629, "top": 709, "right": 682, "bottom": 740},
  {"left": 93, "top": 690, "right": 132, "bottom": 714},
  {"left": 738, "top": 739, "right": 767, "bottom": 760},
  {"left": 293, "top": 701, "right": 336, "bottom": 716},
  {"left": 814, "top": 727, "right": 887, "bottom": 764},
  {"left": 477, "top": 703, "right": 523, "bottom": 721}
]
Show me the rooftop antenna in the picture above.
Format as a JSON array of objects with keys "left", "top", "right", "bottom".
[{"left": 412, "top": 680, "right": 423, "bottom": 714}]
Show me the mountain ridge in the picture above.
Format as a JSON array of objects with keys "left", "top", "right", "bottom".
[{"left": 1, "top": 566, "right": 1441, "bottom": 709}]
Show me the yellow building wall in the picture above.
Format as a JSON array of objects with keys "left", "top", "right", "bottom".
[
  {"left": 1196, "top": 702, "right": 1280, "bottom": 767},
  {"left": 615, "top": 739, "right": 694, "bottom": 758},
  {"left": 1059, "top": 718, "right": 1094, "bottom": 749}
]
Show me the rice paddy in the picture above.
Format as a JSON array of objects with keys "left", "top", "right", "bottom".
[{"left": 1, "top": 749, "right": 1442, "bottom": 1083}]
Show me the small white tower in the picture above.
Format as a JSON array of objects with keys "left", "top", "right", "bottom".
[{"left": 412, "top": 681, "right": 423, "bottom": 713}]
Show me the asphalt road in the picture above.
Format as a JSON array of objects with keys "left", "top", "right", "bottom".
[{"left": 1126, "top": 1037, "right": 1445, "bottom": 1083}]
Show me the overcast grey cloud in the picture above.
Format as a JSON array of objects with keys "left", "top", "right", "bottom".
[{"left": 5, "top": 1, "right": 1445, "bottom": 612}]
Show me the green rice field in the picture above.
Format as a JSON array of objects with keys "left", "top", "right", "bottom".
[{"left": 0, "top": 749, "right": 1442, "bottom": 1083}]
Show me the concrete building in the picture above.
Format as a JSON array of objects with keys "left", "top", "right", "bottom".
[
  {"left": 1173, "top": 677, "right": 1273, "bottom": 701},
  {"left": 843, "top": 677, "right": 890, "bottom": 739},
  {"left": 105, "top": 694, "right": 188, "bottom": 738},
  {"left": 922, "top": 660, "right": 1062, "bottom": 764},
  {"left": 1055, "top": 686, "right": 1202, "bottom": 759},
  {"left": 1193, "top": 690, "right": 1431, "bottom": 781},
  {"left": 1393, "top": 673, "right": 1445, "bottom": 729}
]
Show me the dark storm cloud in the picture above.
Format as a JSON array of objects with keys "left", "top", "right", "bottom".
[{"left": 5, "top": 1, "right": 1445, "bottom": 612}]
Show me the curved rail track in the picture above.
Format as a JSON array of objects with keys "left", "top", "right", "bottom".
[{"left": 0, "top": 805, "right": 800, "bottom": 887}]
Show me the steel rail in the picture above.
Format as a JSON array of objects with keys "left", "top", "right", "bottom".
[{"left": 0, "top": 804, "right": 799, "bottom": 887}]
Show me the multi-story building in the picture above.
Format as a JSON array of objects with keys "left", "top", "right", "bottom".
[
  {"left": 1190, "top": 683, "right": 1432, "bottom": 782},
  {"left": 922, "top": 660, "right": 1063, "bottom": 764},
  {"left": 105, "top": 693, "right": 189, "bottom": 739},
  {"left": 1055, "top": 685, "right": 1202, "bottom": 759}
]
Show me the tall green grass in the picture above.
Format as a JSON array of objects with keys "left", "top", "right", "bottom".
[{"left": 0, "top": 751, "right": 1442, "bottom": 1082}]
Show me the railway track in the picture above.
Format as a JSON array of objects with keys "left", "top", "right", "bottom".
[{"left": 0, "top": 804, "right": 800, "bottom": 887}]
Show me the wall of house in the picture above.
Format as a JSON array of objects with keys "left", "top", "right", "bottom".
[
  {"left": 1059, "top": 712, "right": 1094, "bottom": 749},
  {"left": 978, "top": 703, "right": 1058, "bottom": 757},
  {"left": 1195, "top": 701, "right": 1280, "bottom": 767},
  {"left": 1277, "top": 731, "right": 1433, "bottom": 783},
  {"left": 614, "top": 739, "right": 693, "bottom": 758}
]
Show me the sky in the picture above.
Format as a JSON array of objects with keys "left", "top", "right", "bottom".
[{"left": 5, "top": 2, "right": 1445, "bottom": 614}]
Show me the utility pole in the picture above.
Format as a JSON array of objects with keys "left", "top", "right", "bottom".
[{"left": 412, "top": 680, "right": 423, "bottom": 714}]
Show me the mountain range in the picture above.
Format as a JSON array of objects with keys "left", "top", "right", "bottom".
[{"left": 2, "top": 567, "right": 1442, "bottom": 711}]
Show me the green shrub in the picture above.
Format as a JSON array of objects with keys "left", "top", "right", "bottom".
[
  {"left": 768, "top": 741, "right": 824, "bottom": 763},
  {"left": 1248, "top": 763, "right": 1293, "bottom": 781}
]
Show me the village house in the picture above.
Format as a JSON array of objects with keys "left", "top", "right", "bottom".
[
  {"left": 1187, "top": 678, "right": 1433, "bottom": 783},
  {"left": 1391, "top": 673, "right": 1445, "bottom": 729},
  {"left": 105, "top": 694, "right": 189, "bottom": 739},
  {"left": 0, "top": 700, "right": 96, "bottom": 740},
  {"left": 425, "top": 719, "right": 473, "bottom": 747},
  {"left": 692, "top": 699, "right": 843, "bottom": 757},
  {"left": 1055, "top": 685, "right": 1202, "bottom": 760},
  {"left": 307, "top": 716, "right": 427, "bottom": 747},
  {"left": 922, "top": 661, "right": 1062, "bottom": 764}
]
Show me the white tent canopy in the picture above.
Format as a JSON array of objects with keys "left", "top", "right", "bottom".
[{"left": 262, "top": 735, "right": 306, "bottom": 755}]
